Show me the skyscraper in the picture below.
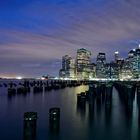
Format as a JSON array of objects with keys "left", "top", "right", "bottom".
[
  {"left": 59, "top": 55, "right": 75, "bottom": 78},
  {"left": 128, "top": 49, "right": 136, "bottom": 78},
  {"left": 62, "top": 55, "right": 71, "bottom": 70},
  {"left": 133, "top": 45, "right": 140, "bottom": 78},
  {"left": 125, "top": 45, "right": 140, "bottom": 79},
  {"left": 105, "top": 62, "right": 119, "bottom": 79},
  {"left": 96, "top": 53, "right": 106, "bottom": 78},
  {"left": 120, "top": 58, "right": 133, "bottom": 79},
  {"left": 76, "top": 48, "right": 91, "bottom": 79}
]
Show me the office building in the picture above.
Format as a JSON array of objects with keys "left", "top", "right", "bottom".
[
  {"left": 76, "top": 48, "right": 91, "bottom": 79},
  {"left": 59, "top": 55, "right": 75, "bottom": 79},
  {"left": 96, "top": 53, "right": 106, "bottom": 78}
]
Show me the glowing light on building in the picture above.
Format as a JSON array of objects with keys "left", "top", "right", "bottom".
[
  {"left": 115, "top": 51, "right": 119, "bottom": 54},
  {"left": 133, "top": 49, "right": 136, "bottom": 52}
]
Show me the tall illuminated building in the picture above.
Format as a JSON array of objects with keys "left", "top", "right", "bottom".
[
  {"left": 127, "top": 49, "right": 136, "bottom": 77},
  {"left": 105, "top": 62, "right": 119, "bottom": 79},
  {"left": 132, "top": 45, "right": 140, "bottom": 78},
  {"left": 62, "top": 55, "right": 73, "bottom": 70},
  {"left": 76, "top": 48, "right": 91, "bottom": 79},
  {"left": 120, "top": 45, "right": 140, "bottom": 79},
  {"left": 59, "top": 55, "right": 75, "bottom": 79},
  {"left": 120, "top": 58, "right": 133, "bottom": 79},
  {"left": 96, "top": 53, "right": 106, "bottom": 78}
]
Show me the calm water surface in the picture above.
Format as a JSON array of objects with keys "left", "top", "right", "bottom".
[{"left": 0, "top": 83, "right": 139, "bottom": 140}]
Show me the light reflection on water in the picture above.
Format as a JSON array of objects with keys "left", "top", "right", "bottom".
[{"left": 0, "top": 85, "right": 139, "bottom": 140}]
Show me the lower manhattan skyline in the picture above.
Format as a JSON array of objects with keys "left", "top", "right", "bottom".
[
  {"left": 59, "top": 46, "right": 140, "bottom": 80},
  {"left": 1, "top": 0, "right": 140, "bottom": 78}
]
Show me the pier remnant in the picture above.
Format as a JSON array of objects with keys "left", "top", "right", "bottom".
[
  {"left": 23, "top": 112, "right": 37, "bottom": 140},
  {"left": 49, "top": 108, "right": 60, "bottom": 133}
]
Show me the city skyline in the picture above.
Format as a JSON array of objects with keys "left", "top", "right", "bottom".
[
  {"left": 59, "top": 45, "right": 140, "bottom": 80},
  {"left": 1, "top": 0, "right": 140, "bottom": 77}
]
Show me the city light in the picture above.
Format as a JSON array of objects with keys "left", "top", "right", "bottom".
[
  {"left": 41, "top": 77, "right": 45, "bottom": 80},
  {"left": 54, "top": 77, "right": 59, "bottom": 80},
  {"left": 16, "top": 76, "right": 23, "bottom": 80},
  {"left": 133, "top": 49, "right": 136, "bottom": 51},
  {"left": 115, "top": 51, "right": 119, "bottom": 54}
]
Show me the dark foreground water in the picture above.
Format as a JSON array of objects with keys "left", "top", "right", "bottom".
[{"left": 0, "top": 83, "right": 139, "bottom": 140}]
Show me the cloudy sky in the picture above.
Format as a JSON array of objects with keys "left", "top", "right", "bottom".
[{"left": 0, "top": 0, "right": 140, "bottom": 77}]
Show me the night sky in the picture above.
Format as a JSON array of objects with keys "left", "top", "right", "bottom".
[{"left": 0, "top": 0, "right": 140, "bottom": 78}]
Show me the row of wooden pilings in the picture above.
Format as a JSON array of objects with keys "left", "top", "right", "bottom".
[
  {"left": 114, "top": 82, "right": 136, "bottom": 107},
  {"left": 114, "top": 82, "right": 140, "bottom": 127},
  {"left": 77, "top": 82, "right": 113, "bottom": 109},
  {"left": 77, "top": 81, "right": 140, "bottom": 127},
  {"left": 7, "top": 80, "right": 89, "bottom": 96},
  {"left": 76, "top": 81, "right": 140, "bottom": 109}
]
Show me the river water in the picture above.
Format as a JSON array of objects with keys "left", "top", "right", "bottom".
[{"left": 0, "top": 82, "right": 139, "bottom": 140}]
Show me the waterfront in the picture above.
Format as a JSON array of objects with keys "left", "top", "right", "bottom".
[{"left": 0, "top": 81, "right": 140, "bottom": 140}]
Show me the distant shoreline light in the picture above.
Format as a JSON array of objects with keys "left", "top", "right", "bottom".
[
  {"left": 16, "top": 76, "right": 23, "bottom": 80},
  {"left": 2, "top": 76, "right": 23, "bottom": 80}
]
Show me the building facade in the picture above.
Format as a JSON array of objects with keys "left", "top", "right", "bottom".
[
  {"left": 96, "top": 53, "right": 106, "bottom": 78},
  {"left": 59, "top": 55, "right": 75, "bottom": 79},
  {"left": 76, "top": 48, "right": 92, "bottom": 79}
]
